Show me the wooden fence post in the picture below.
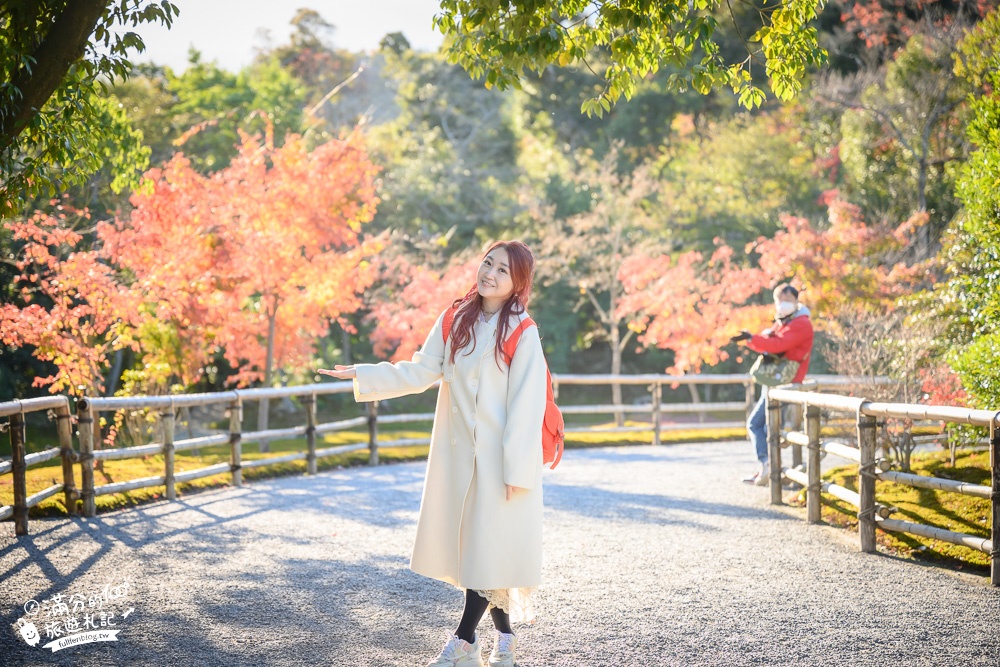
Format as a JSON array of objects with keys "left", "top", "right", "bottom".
[
  {"left": 229, "top": 399, "right": 242, "bottom": 488},
  {"left": 77, "top": 400, "right": 96, "bottom": 517},
  {"left": 305, "top": 393, "right": 317, "bottom": 474},
  {"left": 991, "top": 420, "right": 999, "bottom": 587},
  {"left": 368, "top": 401, "right": 379, "bottom": 466},
  {"left": 858, "top": 412, "right": 878, "bottom": 553},
  {"left": 745, "top": 379, "right": 755, "bottom": 424},
  {"left": 767, "top": 391, "right": 782, "bottom": 505},
  {"left": 163, "top": 404, "right": 176, "bottom": 501},
  {"left": 791, "top": 404, "right": 804, "bottom": 470},
  {"left": 55, "top": 402, "right": 77, "bottom": 516},
  {"left": 651, "top": 383, "right": 662, "bottom": 447},
  {"left": 92, "top": 409, "right": 104, "bottom": 475},
  {"left": 11, "top": 410, "right": 27, "bottom": 536},
  {"left": 806, "top": 405, "right": 822, "bottom": 524}
]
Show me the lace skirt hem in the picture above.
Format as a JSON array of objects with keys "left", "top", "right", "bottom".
[{"left": 466, "top": 586, "right": 537, "bottom": 624}]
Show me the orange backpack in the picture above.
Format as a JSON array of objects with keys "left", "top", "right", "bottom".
[{"left": 442, "top": 305, "right": 565, "bottom": 469}]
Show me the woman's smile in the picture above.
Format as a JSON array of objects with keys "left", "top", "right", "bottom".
[{"left": 477, "top": 248, "right": 514, "bottom": 305}]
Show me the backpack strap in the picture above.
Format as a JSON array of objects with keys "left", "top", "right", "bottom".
[
  {"left": 502, "top": 317, "right": 536, "bottom": 365},
  {"left": 503, "top": 317, "right": 563, "bottom": 469},
  {"left": 504, "top": 317, "right": 554, "bottom": 402},
  {"left": 549, "top": 428, "right": 564, "bottom": 467},
  {"left": 441, "top": 304, "right": 460, "bottom": 344},
  {"left": 504, "top": 317, "right": 561, "bottom": 468}
]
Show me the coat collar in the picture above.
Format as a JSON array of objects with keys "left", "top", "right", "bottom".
[
  {"left": 474, "top": 309, "right": 530, "bottom": 358},
  {"left": 476, "top": 308, "right": 528, "bottom": 332},
  {"left": 445, "top": 306, "right": 531, "bottom": 368}
]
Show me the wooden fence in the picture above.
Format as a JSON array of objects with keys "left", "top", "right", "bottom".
[
  {"left": 1, "top": 373, "right": 899, "bottom": 536},
  {"left": 0, "top": 396, "right": 76, "bottom": 534},
  {"left": 73, "top": 384, "right": 367, "bottom": 518},
  {"left": 766, "top": 387, "right": 999, "bottom": 586},
  {"left": 2, "top": 373, "right": 758, "bottom": 532}
]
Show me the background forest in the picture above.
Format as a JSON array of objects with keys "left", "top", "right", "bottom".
[{"left": 2, "top": 0, "right": 1000, "bottom": 431}]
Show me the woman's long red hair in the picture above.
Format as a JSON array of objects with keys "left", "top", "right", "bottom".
[{"left": 448, "top": 240, "right": 536, "bottom": 367}]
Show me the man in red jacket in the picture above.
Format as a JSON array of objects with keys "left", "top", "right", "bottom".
[{"left": 731, "top": 284, "right": 814, "bottom": 486}]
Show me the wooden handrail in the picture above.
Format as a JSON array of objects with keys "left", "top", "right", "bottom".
[
  {"left": 1, "top": 374, "right": 894, "bottom": 544},
  {"left": 0, "top": 395, "right": 76, "bottom": 535},
  {"left": 767, "top": 387, "right": 999, "bottom": 586}
]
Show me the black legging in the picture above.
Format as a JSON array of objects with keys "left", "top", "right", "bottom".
[{"left": 455, "top": 589, "right": 513, "bottom": 643}]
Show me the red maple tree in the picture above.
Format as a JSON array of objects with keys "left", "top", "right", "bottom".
[
  {"left": 0, "top": 207, "right": 141, "bottom": 396},
  {"left": 103, "top": 128, "right": 382, "bottom": 390},
  {"left": 366, "top": 253, "right": 480, "bottom": 362},
  {"left": 619, "top": 197, "right": 929, "bottom": 374}
]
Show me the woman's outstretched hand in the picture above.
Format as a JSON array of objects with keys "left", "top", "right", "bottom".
[
  {"left": 317, "top": 365, "right": 357, "bottom": 379},
  {"left": 505, "top": 484, "right": 526, "bottom": 501}
]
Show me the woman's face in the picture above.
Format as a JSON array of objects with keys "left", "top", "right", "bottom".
[
  {"left": 774, "top": 290, "right": 798, "bottom": 318},
  {"left": 478, "top": 247, "right": 515, "bottom": 302},
  {"left": 774, "top": 291, "right": 796, "bottom": 306}
]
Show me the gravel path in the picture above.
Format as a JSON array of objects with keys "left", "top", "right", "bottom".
[{"left": 2, "top": 441, "right": 999, "bottom": 667}]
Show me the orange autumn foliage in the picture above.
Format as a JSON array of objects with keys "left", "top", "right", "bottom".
[
  {"left": 749, "top": 199, "right": 929, "bottom": 318},
  {"left": 620, "top": 198, "right": 929, "bottom": 374},
  {"left": 367, "top": 254, "right": 480, "bottom": 361},
  {"left": 618, "top": 244, "right": 770, "bottom": 375},
  {"left": 100, "top": 129, "right": 381, "bottom": 387},
  {"left": 0, "top": 209, "right": 141, "bottom": 395}
]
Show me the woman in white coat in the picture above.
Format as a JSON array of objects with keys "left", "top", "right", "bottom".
[{"left": 318, "top": 240, "right": 547, "bottom": 667}]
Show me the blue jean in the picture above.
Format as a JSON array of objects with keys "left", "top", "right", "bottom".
[{"left": 747, "top": 391, "right": 768, "bottom": 464}]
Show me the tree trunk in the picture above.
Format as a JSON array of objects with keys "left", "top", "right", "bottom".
[
  {"left": 687, "top": 384, "right": 705, "bottom": 423},
  {"left": 1, "top": 0, "right": 108, "bottom": 150},
  {"left": 104, "top": 349, "right": 124, "bottom": 397},
  {"left": 257, "top": 305, "right": 278, "bottom": 453},
  {"left": 916, "top": 155, "right": 930, "bottom": 260},
  {"left": 610, "top": 325, "right": 624, "bottom": 427},
  {"left": 182, "top": 406, "right": 198, "bottom": 456},
  {"left": 608, "top": 244, "right": 624, "bottom": 427}
]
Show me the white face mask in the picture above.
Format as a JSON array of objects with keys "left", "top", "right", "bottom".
[{"left": 775, "top": 300, "right": 798, "bottom": 319}]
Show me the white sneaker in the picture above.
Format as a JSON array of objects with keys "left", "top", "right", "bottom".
[
  {"left": 743, "top": 463, "right": 769, "bottom": 486},
  {"left": 427, "top": 633, "right": 484, "bottom": 667},
  {"left": 488, "top": 631, "right": 517, "bottom": 667},
  {"left": 754, "top": 462, "right": 770, "bottom": 487}
]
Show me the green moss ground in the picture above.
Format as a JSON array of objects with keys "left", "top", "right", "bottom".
[{"left": 787, "top": 449, "right": 992, "bottom": 574}]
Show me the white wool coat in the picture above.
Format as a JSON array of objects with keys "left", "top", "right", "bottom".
[{"left": 352, "top": 307, "right": 546, "bottom": 590}]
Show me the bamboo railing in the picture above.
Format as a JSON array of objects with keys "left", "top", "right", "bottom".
[
  {"left": 766, "top": 387, "right": 1000, "bottom": 586},
  {"left": 551, "top": 373, "right": 752, "bottom": 445},
  {"left": 74, "top": 384, "right": 365, "bottom": 517},
  {"left": 4, "top": 373, "right": 758, "bottom": 531},
  {"left": 0, "top": 396, "right": 77, "bottom": 535},
  {"left": 550, "top": 373, "right": 876, "bottom": 444},
  {"left": 0, "top": 373, "right": 895, "bottom": 535}
]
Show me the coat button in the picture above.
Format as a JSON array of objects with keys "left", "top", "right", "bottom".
[
  {"left": 470, "top": 378, "right": 478, "bottom": 387},
  {"left": 470, "top": 412, "right": 477, "bottom": 422},
  {"left": 452, "top": 406, "right": 458, "bottom": 413}
]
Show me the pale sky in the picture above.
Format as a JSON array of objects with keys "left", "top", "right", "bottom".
[{"left": 136, "top": 0, "right": 446, "bottom": 72}]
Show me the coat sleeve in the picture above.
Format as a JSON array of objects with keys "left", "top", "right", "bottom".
[
  {"left": 501, "top": 324, "right": 546, "bottom": 490},
  {"left": 747, "top": 318, "right": 811, "bottom": 357},
  {"left": 352, "top": 310, "right": 447, "bottom": 403}
]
